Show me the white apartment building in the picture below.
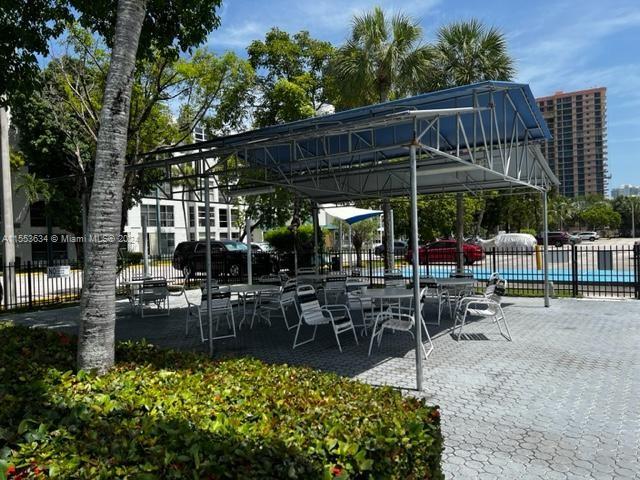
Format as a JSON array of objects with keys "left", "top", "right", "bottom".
[{"left": 124, "top": 179, "right": 257, "bottom": 256}]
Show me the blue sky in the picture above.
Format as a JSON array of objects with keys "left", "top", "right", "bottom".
[{"left": 205, "top": 0, "right": 640, "bottom": 191}]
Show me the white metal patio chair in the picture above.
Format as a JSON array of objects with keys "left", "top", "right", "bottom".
[
  {"left": 185, "top": 286, "right": 236, "bottom": 342},
  {"left": 452, "top": 277, "right": 511, "bottom": 341},
  {"left": 256, "top": 280, "right": 298, "bottom": 330},
  {"left": 321, "top": 274, "right": 347, "bottom": 305},
  {"left": 258, "top": 274, "right": 284, "bottom": 285},
  {"left": 292, "top": 285, "right": 358, "bottom": 352},
  {"left": 139, "top": 277, "right": 170, "bottom": 317},
  {"left": 368, "top": 306, "right": 433, "bottom": 360},
  {"left": 345, "top": 279, "right": 374, "bottom": 335}
]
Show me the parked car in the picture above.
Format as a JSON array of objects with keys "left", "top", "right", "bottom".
[
  {"left": 478, "top": 233, "right": 537, "bottom": 253},
  {"left": 405, "top": 239, "right": 485, "bottom": 265},
  {"left": 374, "top": 240, "right": 408, "bottom": 256},
  {"left": 536, "top": 231, "right": 574, "bottom": 247},
  {"left": 253, "top": 242, "right": 272, "bottom": 252},
  {"left": 172, "top": 240, "right": 277, "bottom": 278},
  {"left": 572, "top": 231, "right": 599, "bottom": 242}
]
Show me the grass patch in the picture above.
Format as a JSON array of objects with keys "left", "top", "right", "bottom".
[{"left": 0, "top": 322, "right": 444, "bottom": 479}]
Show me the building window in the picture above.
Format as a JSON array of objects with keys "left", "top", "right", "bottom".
[
  {"left": 160, "top": 205, "right": 174, "bottom": 227},
  {"left": 140, "top": 205, "right": 156, "bottom": 226},
  {"left": 219, "top": 208, "right": 228, "bottom": 228},
  {"left": 140, "top": 205, "right": 174, "bottom": 227},
  {"left": 188, "top": 206, "right": 195, "bottom": 228},
  {"left": 160, "top": 232, "right": 175, "bottom": 252},
  {"left": 231, "top": 232, "right": 240, "bottom": 240},
  {"left": 198, "top": 206, "right": 215, "bottom": 227},
  {"left": 30, "top": 201, "right": 47, "bottom": 227},
  {"left": 31, "top": 236, "right": 68, "bottom": 262}
]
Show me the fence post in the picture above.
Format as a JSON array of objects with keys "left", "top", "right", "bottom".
[
  {"left": 571, "top": 244, "right": 579, "bottom": 297},
  {"left": 368, "top": 249, "right": 373, "bottom": 286},
  {"left": 492, "top": 247, "right": 497, "bottom": 274},
  {"left": 27, "top": 261, "right": 33, "bottom": 309},
  {"left": 634, "top": 243, "right": 640, "bottom": 300}
]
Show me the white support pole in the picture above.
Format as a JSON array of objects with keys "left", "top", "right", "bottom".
[
  {"left": 205, "top": 179, "right": 214, "bottom": 355},
  {"left": 312, "top": 205, "right": 320, "bottom": 273},
  {"left": 542, "top": 190, "right": 550, "bottom": 308},
  {"left": 246, "top": 215, "right": 253, "bottom": 284},
  {"left": 383, "top": 198, "right": 393, "bottom": 271},
  {"left": 0, "top": 106, "right": 16, "bottom": 306},
  {"left": 141, "top": 220, "right": 149, "bottom": 278},
  {"left": 390, "top": 208, "right": 395, "bottom": 266},
  {"left": 632, "top": 200, "right": 636, "bottom": 239},
  {"left": 226, "top": 204, "right": 232, "bottom": 240},
  {"left": 409, "top": 142, "right": 423, "bottom": 391},
  {"left": 456, "top": 193, "right": 464, "bottom": 273},
  {"left": 338, "top": 221, "right": 343, "bottom": 270},
  {"left": 155, "top": 187, "right": 162, "bottom": 256}
]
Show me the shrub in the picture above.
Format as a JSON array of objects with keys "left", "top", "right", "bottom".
[
  {"left": 0, "top": 323, "right": 444, "bottom": 479},
  {"left": 519, "top": 228, "right": 537, "bottom": 236}
]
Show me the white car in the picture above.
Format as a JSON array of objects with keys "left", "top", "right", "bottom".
[
  {"left": 573, "top": 231, "right": 599, "bottom": 242},
  {"left": 478, "top": 233, "right": 537, "bottom": 253}
]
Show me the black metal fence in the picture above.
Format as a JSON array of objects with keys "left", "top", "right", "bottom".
[{"left": 1, "top": 244, "right": 639, "bottom": 312}]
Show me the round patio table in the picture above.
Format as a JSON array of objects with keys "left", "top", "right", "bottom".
[
  {"left": 435, "top": 277, "right": 476, "bottom": 288},
  {"left": 229, "top": 284, "right": 280, "bottom": 328}
]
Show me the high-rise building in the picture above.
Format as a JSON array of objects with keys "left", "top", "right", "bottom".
[
  {"left": 611, "top": 184, "right": 640, "bottom": 198},
  {"left": 536, "top": 88, "right": 607, "bottom": 197}
]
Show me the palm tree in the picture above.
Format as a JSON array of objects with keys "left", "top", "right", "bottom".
[
  {"left": 330, "top": 6, "right": 432, "bottom": 107},
  {"left": 429, "top": 19, "right": 514, "bottom": 89},
  {"left": 77, "top": 0, "right": 147, "bottom": 374},
  {"left": 331, "top": 7, "right": 432, "bottom": 270}
]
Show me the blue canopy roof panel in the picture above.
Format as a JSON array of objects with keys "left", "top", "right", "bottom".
[
  {"left": 138, "top": 81, "right": 557, "bottom": 200},
  {"left": 202, "top": 81, "right": 550, "bottom": 172}
]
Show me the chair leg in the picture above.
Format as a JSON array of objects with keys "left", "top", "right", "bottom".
[
  {"left": 456, "top": 310, "right": 468, "bottom": 341},
  {"left": 333, "top": 325, "right": 343, "bottom": 353},
  {"left": 198, "top": 311, "right": 205, "bottom": 343},
  {"left": 497, "top": 306, "right": 512, "bottom": 341},
  {"left": 230, "top": 308, "right": 237, "bottom": 338},
  {"left": 368, "top": 321, "right": 380, "bottom": 356}
]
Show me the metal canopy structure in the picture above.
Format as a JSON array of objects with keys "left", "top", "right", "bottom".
[
  {"left": 133, "top": 81, "right": 558, "bottom": 202},
  {"left": 131, "top": 81, "right": 558, "bottom": 391}
]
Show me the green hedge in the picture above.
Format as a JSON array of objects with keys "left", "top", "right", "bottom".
[{"left": 0, "top": 323, "right": 443, "bottom": 479}]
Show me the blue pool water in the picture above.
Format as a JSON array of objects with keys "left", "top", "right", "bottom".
[{"left": 373, "top": 266, "right": 636, "bottom": 284}]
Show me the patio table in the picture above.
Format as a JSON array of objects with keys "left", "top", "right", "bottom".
[
  {"left": 360, "top": 288, "right": 414, "bottom": 323},
  {"left": 229, "top": 284, "right": 280, "bottom": 328}
]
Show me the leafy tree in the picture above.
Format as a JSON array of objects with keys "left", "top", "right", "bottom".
[
  {"left": 481, "top": 193, "right": 541, "bottom": 234},
  {"left": 612, "top": 196, "right": 640, "bottom": 236},
  {"left": 264, "top": 224, "right": 316, "bottom": 252},
  {"left": 11, "top": 27, "right": 253, "bottom": 234},
  {"left": 578, "top": 201, "right": 620, "bottom": 231},
  {"left": 224, "top": 29, "right": 334, "bottom": 239},
  {"left": 248, "top": 28, "right": 334, "bottom": 126},
  {"left": 336, "top": 218, "right": 379, "bottom": 267},
  {"left": 329, "top": 6, "right": 432, "bottom": 108}
]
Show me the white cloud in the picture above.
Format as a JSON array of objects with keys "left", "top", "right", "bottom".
[
  {"left": 207, "top": 0, "right": 442, "bottom": 50},
  {"left": 512, "top": 2, "right": 640, "bottom": 95}
]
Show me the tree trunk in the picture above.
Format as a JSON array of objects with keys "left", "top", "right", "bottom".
[{"left": 77, "top": 0, "right": 147, "bottom": 374}]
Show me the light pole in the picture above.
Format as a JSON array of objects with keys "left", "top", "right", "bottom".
[{"left": 632, "top": 197, "right": 636, "bottom": 239}]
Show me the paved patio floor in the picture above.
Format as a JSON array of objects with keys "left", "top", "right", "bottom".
[{"left": 5, "top": 294, "right": 640, "bottom": 479}]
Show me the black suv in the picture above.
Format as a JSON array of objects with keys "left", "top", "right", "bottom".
[
  {"left": 374, "top": 240, "right": 408, "bottom": 257},
  {"left": 172, "top": 240, "right": 276, "bottom": 278}
]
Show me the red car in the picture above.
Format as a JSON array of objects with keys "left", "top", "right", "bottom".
[{"left": 406, "top": 239, "right": 485, "bottom": 265}]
